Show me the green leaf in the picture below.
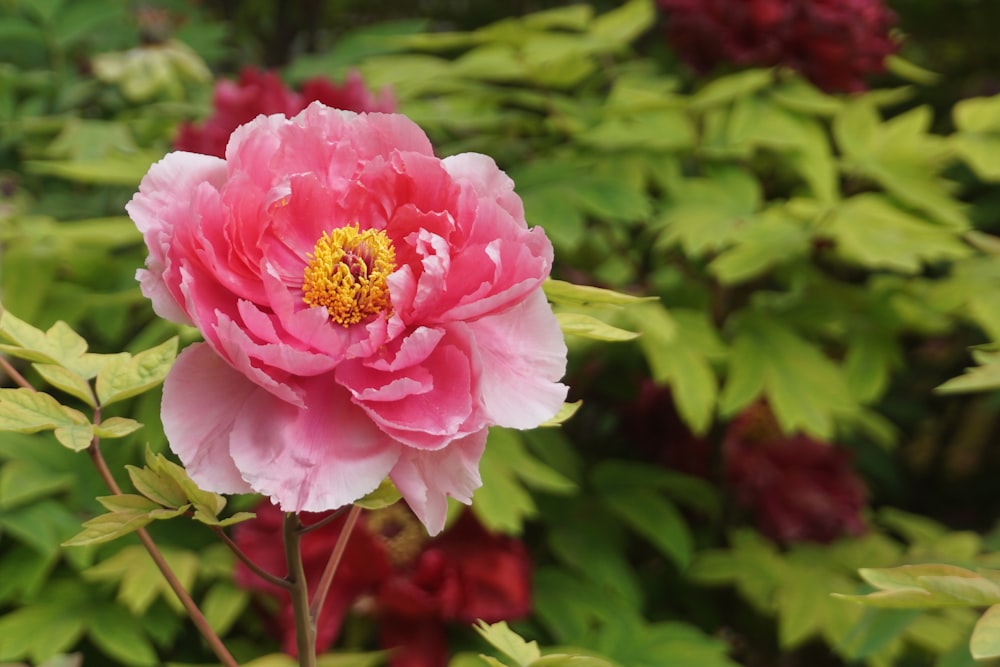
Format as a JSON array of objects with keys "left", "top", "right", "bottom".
[
  {"left": 32, "top": 363, "right": 96, "bottom": 407},
  {"left": 540, "top": 401, "right": 582, "bottom": 427},
  {"left": 127, "top": 463, "right": 188, "bottom": 509},
  {"left": 720, "top": 316, "right": 857, "bottom": 438},
  {"left": 556, "top": 312, "right": 638, "bottom": 341},
  {"left": 202, "top": 581, "right": 250, "bottom": 635},
  {"left": 971, "top": 605, "right": 1000, "bottom": 659},
  {"left": 93, "top": 416, "right": 143, "bottom": 439},
  {"left": 0, "top": 458, "right": 73, "bottom": 510},
  {"left": 96, "top": 494, "right": 162, "bottom": 513},
  {"left": 53, "top": 422, "right": 94, "bottom": 451},
  {"left": 475, "top": 621, "right": 541, "bottom": 667},
  {"left": 631, "top": 306, "right": 725, "bottom": 435},
  {"left": 87, "top": 603, "right": 158, "bottom": 666},
  {"left": 826, "top": 195, "right": 969, "bottom": 272},
  {"left": 95, "top": 337, "right": 177, "bottom": 406},
  {"left": 0, "top": 311, "right": 118, "bottom": 378},
  {"left": 954, "top": 95, "right": 1000, "bottom": 134},
  {"left": 0, "top": 580, "right": 90, "bottom": 663},
  {"left": 61, "top": 510, "right": 156, "bottom": 547},
  {"left": 149, "top": 451, "right": 227, "bottom": 517},
  {"left": 598, "top": 485, "right": 692, "bottom": 569},
  {"left": 474, "top": 428, "right": 576, "bottom": 534},
  {"left": 355, "top": 478, "right": 402, "bottom": 510},
  {"left": 588, "top": 0, "right": 654, "bottom": 44},
  {"left": 708, "top": 207, "right": 811, "bottom": 284},
  {"left": 0, "top": 499, "right": 84, "bottom": 557},
  {"left": 0, "top": 388, "right": 84, "bottom": 434},
  {"left": 531, "top": 656, "right": 617, "bottom": 667},
  {"left": 543, "top": 280, "right": 652, "bottom": 307},
  {"left": 84, "top": 545, "right": 198, "bottom": 614},
  {"left": 688, "top": 69, "right": 774, "bottom": 111}
]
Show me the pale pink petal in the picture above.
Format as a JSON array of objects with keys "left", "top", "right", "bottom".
[
  {"left": 162, "top": 343, "right": 255, "bottom": 494},
  {"left": 390, "top": 429, "right": 488, "bottom": 535},
  {"left": 468, "top": 290, "right": 568, "bottom": 429},
  {"left": 229, "top": 376, "right": 402, "bottom": 512},
  {"left": 442, "top": 152, "right": 525, "bottom": 226}
]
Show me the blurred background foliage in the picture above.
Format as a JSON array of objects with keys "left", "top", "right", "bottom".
[{"left": 4, "top": 0, "right": 1000, "bottom": 666}]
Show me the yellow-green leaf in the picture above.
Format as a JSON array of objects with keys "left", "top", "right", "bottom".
[{"left": 95, "top": 337, "right": 177, "bottom": 406}]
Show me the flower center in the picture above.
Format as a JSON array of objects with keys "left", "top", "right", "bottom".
[
  {"left": 365, "top": 504, "right": 428, "bottom": 569},
  {"left": 302, "top": 224, "right": 395, "bottom": 326}
]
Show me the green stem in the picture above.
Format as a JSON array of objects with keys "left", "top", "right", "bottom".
[
  {"left": 284, "top": 512, "right": 317, "bottom": 667},
  {"left": 212, "top": 526, "right": 293, "bottom": 591},
  {"left": 308, "top": 504, "right": 362, "bottom": 623}
]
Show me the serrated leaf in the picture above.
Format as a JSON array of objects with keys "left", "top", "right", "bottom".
[
  {"left": 84, "top": 545, "right": 198, "bottom": 614},
  {"left": 598, "top": 485, "right": 692, "bottom": 569},
  {"left": 556, "top": 312, "right": 638, "bottom": 341},
  {"left": 151, "top": 452, "right": 226, "bottom": 516},
  {"left": 0, "top": 580, "right": 90, "bottom": 663},
  {"left": 93, "top": 416, "right": 143, "bottom": 439},
  {"left": 708, "top": 207, "right": 810, "bottom": 284},
  {"left": 32, "top": 364, "right": 95, "bottom": 407},
  {"left": 0, "top": 311, "right": 117, "bottom": 379},
  {"left": 475, "top": 621, "right": 541, "bottom": 667},
  {"left": 95, "top": 337, "right": 177, "bottom": 406}
]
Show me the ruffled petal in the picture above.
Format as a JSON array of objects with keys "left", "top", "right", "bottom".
[
  {"left": 468, "top": 290, "right": 568, "bottom": 429},
  {"left": 161, "top": 343, "right": 255, "bottom": 494},
  {"left": 229, "top": 376, "right": 401, "bottom": 512},
  {"left": 390, "top": 429, "right": 487, "bottom": 535}
]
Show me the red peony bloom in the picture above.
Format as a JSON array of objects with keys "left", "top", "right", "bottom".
[
  {"left": 656, "top": 0, "right": 899, "bottom": 92},
  {"left": 174, "top": 67, "right": 396, "bottom": 157},
  {"left": 233, "top": 502, "right": 532, "bottom": 667},
  {"left": 723, "top": 403, "right": 868, "bottom": 542}
]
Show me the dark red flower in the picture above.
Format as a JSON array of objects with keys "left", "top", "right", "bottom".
[
  {"left": 233, "top": 502, "right": 532, "bottom": 667},
  {"left": 723, "top": 403, "right": 868, "bottom": 543},
  {"left": 175, "top": 67, "right": 396, "bottom": 157},
  {"left": 656, "top": 0, "right": 899, "bottom": 92}
]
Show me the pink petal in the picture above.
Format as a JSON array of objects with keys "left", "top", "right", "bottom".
[
  {"left": 228, "top": 376, "right": 401, "bottom": 512},
  {"left": 390, "top": 429, "right": 488, "bottom": 535},
  {"left": 468, "top": 290, "right": 568, "bottom": 429},
  {"left": 161, "top": 343, "right": 255, "bottom": 494}
]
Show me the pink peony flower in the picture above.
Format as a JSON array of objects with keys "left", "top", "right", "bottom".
[
  {"left": 174, "top": 67, "right": 396, "bottom": 158},
  {"left": 127, "top": 103, "right": 568, "bottom": 534},
  {"left": 233, "top": 502, "right": 532, "bottom": 666},
  {"left": 657, "top": 0, "right": 898, "bottom": 92}
]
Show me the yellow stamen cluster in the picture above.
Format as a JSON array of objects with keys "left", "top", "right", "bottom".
[
  {"left": 302, "top": 224, "right": 395, "bottom": 326},
  {"left": 365, "top": 504, "right": 428, "bottom": 569}
]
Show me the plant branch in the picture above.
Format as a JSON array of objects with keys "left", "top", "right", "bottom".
[
  {"left": 212, "top": 526, "right": 292, "bottom": 590},
  {"left": 87, "top": 434, "right": 239, "bottom": 667},
  {"left": 284, "top": 512, "right": 317, "bottom": 667},
  {"left": 308, "top": 504, "right": 362, "bottom": 623},
  {"left": 297, "top": 506, "right": 347, "bottom": 535},
  {"left": 0, "top": 355, "right": 34, "bottom": 390}
]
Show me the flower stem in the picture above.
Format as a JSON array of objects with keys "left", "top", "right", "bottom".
[
  {"left": 212, "top": 526, "right": 293, "bottom": 590},
  {"left": 0, "top": 354, "right": 34, "bottom": 390},
  {"left": 88, "top": 436, "right": 239, "bottom": 667},
  {"left": 284, "top": 512, "right": 317, "bottom": 667},
  {"left": 309, "top": 504, "right": 362, "bottom": 623}
]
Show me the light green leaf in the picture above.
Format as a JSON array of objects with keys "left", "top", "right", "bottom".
[
  {"left": 0, "top": 459, "right": 73, "bottom": 510},
  {"left": 84, "top": 545, "right": 198, "bottom": 614},
  {"left": 971, "top": 605, "right": 1000, "bottom": 659},
  {"left": 62, "top": 511, "right": 155, "bottom": 547},
  {"left": 96, "top": 494, "right": 161, "bottom": 513},
  {"left": 475, "top": 621, "right": 541, "bottom": 667},
  {"left": 0, "top": 581, "right": 89, "bottom": 663},
  {"left": 826, "top": 195, "right": 969, "bottom": 272},
  {"left": 556, "top": 312, "right": 638, "bottom": 341},
  {"left": 32, "top": 364, "right": 96, "bottom": 407},
  {"left": 150, "top": 451, "right": 226, "bottom": 517},
  {"left": 540, "top": 401, "right": 582, "bottom": 427},
  {"left": 355, "top": 478, "right": 402, "bottom": 510},
  {"left": 917, "top": 575, "right": 1000, "bottom": 606},
  {"left": 543, "top": 279, "right": 653, "bottom": 306},
  {"left": 0, "top": 311, "right": 118, "bottom": 378},
  {"left": 588, "top": 0, "right": 654, "bottom": 45},
  {"left": 53, "top": 423, "right": 94, "bottom": 451},
  {"left": 202, "top": 582, "right": 250, "bottom": 635},
  {"left": 860, "top": 564, "right": 982, "bottom": 592},
  {"left": 688, "top": 69, "right": 774, "bottom": 111},
  {"left": 937, "top": 359, "right": 1000, "bottom": 394},
  {"left": 93, "top": 416, "right": 143, "bottom": 439},
  {"left": 709, "top": 207, "right": 811, "bottom": 284},
  {"left": 0, "top": 388, "right": 82, "bottom": 434},
  {"left": 953, "top": 95, "right": 1000, "bottom": 134},
  {"left": 95, "top": 337, "right": 177, "bottom": 406},
  {"left": 126, "top": 463, "right": 187, "bottom": 509},
  {"left": 531, "top": 656, "right": 617, "bottom": 667}
]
